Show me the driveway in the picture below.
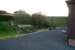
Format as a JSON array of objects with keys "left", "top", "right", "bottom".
[{"left": 0, "top": 30, "right": 75, "bottom": 50}]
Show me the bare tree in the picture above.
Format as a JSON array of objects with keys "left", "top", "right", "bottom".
[{"left": 13, "top": 10, "right": 31, "bottom": 24}]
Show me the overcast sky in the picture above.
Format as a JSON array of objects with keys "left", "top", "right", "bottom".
[{"left": 0, "top": 0, "right": 68, "bottom": 16}]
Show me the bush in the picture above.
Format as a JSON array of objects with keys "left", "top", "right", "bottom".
[{"left": 0, "top": 21, "right": 16, "bottom": 34}]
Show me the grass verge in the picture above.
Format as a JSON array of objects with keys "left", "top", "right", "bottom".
[
  {"left": 0, "top": 28, "right": 48, "bottom": 40},
  {"left": 0, "top": 32, "right": 16, "bottom": 40}
]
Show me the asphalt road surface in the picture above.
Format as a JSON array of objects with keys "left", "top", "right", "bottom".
[{"left": 0, "top": 29, "right": 75, "bottom": 50}]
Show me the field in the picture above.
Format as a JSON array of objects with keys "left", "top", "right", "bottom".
[{"left": 48, "top": 16, "right": 68, "bottom": 27}]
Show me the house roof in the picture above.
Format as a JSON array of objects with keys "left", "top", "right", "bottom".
[
  {"left": 0, "top": 10, "right": 14, "bottom": 17},
  {"left": 0, "top": 11, "right": 14, "bottom": 21},
  {"left": 0, "top": 13, "right": 14, "bottom": 17}
]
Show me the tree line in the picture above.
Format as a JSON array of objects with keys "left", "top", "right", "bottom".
[
  {"left": 0, "top": 10, "right": 67, "bottom": 29},
  {"left": 0, "top": 10, "right": 50, "bottom": 29}
]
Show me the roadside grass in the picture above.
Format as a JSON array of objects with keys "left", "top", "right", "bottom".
[
  {"left": 0, "top": 22, "right": 16, "bottom": 40},
  {"left": 0, "top": 32, "right": 16, "bottom": 40}
]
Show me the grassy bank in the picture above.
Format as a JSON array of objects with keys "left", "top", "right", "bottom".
[
  {"left": 0, "top": 32, "right": 16, "bottom": 40},
  {"left": 0, "top": 21, "right": 16, "bottom": 39}
]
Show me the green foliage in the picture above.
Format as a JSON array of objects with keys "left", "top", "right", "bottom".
[
  {"left": 0, "top": 22, "right": 16, "bottom": 34},
  {"left": 20, "top": 26, "right": 35, "bottom": 33},
  {"left": 0, "top": 15, "right": 12, "bottom": 21}
]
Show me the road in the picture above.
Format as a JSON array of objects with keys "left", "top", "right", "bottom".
[{"left": 0, "top": 29, "right": 75, "bottom": 50}]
